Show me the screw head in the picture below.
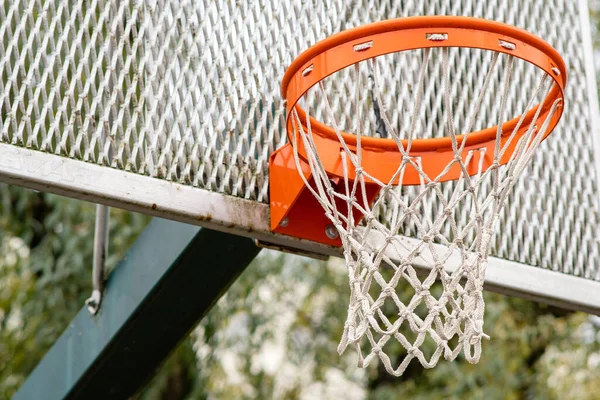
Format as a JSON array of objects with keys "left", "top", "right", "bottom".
[
  {"left": 325, "top": 224, "right": 339, "bottom": 240},
  {"left": 280, "top": 217, "right": 289, "bottom": 228}
]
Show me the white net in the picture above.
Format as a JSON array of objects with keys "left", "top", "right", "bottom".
[{"left": 288, "top": 47, "right": 562, "bottom": 375}]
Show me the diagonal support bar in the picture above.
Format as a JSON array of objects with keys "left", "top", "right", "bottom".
[{"left": 14, "top": 218, "right": 261, "bottom": 400}]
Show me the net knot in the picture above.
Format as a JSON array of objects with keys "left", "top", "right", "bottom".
[
  {"left": 469, "top": 319, "right": 490, "bottom": 340},
  {"left": 472, "top": 327, "right": 485, "bottom": 337},
  {"left": 382, "top": 285, "right": 395, "bottom": 296},
  {"left": 408, "top": 346, "right": 420, "bottom": 356},
  {"left": 431, "top": 304, "right": 444, "bottom": 314}
]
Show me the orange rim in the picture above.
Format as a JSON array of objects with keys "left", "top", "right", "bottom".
[{"left": 281, "top": 16, "right": 566, "bottom": 184}]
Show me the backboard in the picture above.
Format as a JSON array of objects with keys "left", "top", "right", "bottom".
[{"left": 1, "top": 0, "right": 599, "bottom": 313}]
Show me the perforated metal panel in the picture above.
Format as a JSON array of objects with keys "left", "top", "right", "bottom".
[{"left": 1, "top": 0, "right": 599, "bottom": 302}]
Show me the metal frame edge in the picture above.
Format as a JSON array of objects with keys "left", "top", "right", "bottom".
[
  {"left": 0, "top": 142, "right": 338, "bottom": 256},
  {"left": 0, "top": 143, "right": 599, "bottom": 315}
]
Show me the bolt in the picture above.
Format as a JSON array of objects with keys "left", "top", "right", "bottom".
[
  {"left": 280, "top": 217, "right": 289, "bottom": 228},
  {"left": 325, "top": 224, "right": 339, "bottom": 240}
]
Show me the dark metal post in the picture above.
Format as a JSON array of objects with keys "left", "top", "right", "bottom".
[{"left": 14, "top": 218, "right": 261, "bottom": 400}]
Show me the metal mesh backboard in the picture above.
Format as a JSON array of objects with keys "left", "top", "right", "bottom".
[{"left": 1, "top": 0, "right": 599, "bottom": 312}]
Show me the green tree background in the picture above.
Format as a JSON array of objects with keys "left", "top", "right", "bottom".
[{"left": 1, "top": 4, "right": 600, "bottom": 400}]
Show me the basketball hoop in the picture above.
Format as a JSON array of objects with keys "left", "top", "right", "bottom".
[{"left": 270, "top": 16, "right": 566, "bottom": 375}]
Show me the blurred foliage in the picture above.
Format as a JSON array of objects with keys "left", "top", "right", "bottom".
[
  {"left": 133, "top": 253, "right": 596, "bottom": 400},
  {"left": 0, "top": 185, "right": 150, "bottom": 399},
  {"left": 2, "top": 2, "right": 600, "bottom": 400},
  {"left": 592, "top": 1, "right": 600, "bottom": 50},
  {"left": 593, "top": 0, "right": 600, "bottom": 97}
]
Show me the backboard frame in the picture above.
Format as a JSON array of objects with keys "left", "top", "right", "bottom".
[{"left": 1, "top": 140, "right": 600, "bottom": 315}]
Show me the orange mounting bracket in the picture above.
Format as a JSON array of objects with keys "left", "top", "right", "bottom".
[{"left": 269, "top": 143, "right": 381, "bottom": 246}]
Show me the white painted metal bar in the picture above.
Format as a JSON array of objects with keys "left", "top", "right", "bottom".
[
  {"left": 1, "top": 142, "right": 599, "bottom": 315},
  {"left": 0, "top": 142, "right": 336, "bottom": 256}
]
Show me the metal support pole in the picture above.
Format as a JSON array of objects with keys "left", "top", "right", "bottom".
[
  {"left": 14, "top": 218, "right": 261, "bottom": 400},
  {"left": 85, "top": 204, "right": 110, "bottom": 314}
]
